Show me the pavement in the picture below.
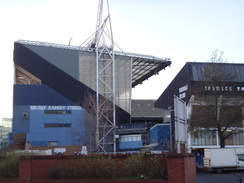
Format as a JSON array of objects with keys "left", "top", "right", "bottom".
[{"left": 197, "top": 170, "right": 244, "bottom": 183}]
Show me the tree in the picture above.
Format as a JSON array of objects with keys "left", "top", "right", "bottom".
[
  {"left": 189, "top": 50, "right": 244, "bottom": 148},
  {"left": 81, "top": 91, "right": 113, "bottom": 152}
]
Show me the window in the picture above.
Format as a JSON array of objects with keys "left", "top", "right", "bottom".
[
  {"left": 119, "top": 134, "right": 141, "bottom": 142},
  {"left": 22, "top": 113, "right": 28, "bottom": 118},
  {"left": 44, "top": 110, "right": 71, "bottom": 114},
  {"left": 48, "top": 141, "right": 58, "bottom": 146},
  {"left": 191, "top": 130, "right": 217, "bottom": 146},
  {"left": 44, "top": 123, "right": 71, "bottom": 128},
  {"left": 225, "top": 131, "right": 244, "bottom": 145}
]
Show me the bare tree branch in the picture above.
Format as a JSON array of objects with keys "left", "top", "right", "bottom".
[{"left": 189, "top": 50, "right": 244, "bottom": 148}]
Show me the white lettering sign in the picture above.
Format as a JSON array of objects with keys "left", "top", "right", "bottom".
[
  {"left": 179, "top": 85, "right": 188, "bottom": 93},
  {"left": 54, "top": 148, "right": 66, "bottom": 153},
  {"left": 47, "top": 106, "right": 66, "bottom": 110},
  {"left": 204, "top": 86, "right": 244, "bottom": 92},
  {"left": 237, "top": 87, "right": 244, "bottom": 91},
  {"left": 30, "top": 106, "right": 47, "bottom": 110},
  {"left": 179, "top": 92, "right": 186, "bottom": 99},
  {"left": 67, "top": 106, "right": 82, "bottom": 110},
  {"left": 30, "top": 106, "right": 82, "bottom": 110}
]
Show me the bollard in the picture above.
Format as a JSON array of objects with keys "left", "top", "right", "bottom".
[{"left": 239, "top": 178, "right": 242, "bottom": 183}]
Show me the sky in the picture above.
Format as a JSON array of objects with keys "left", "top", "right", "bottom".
[{"left": 0, "top": 0, "right": 244, "bottom": 120}]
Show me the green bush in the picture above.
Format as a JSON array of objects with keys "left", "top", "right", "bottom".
[
  {"left": 47, "top": 153, "right": 167, "bottom": 180},
  {"left": 123, "top": 153, "right": 144, "bottom": 179},
  {"left": 123, "top": 154, "right": 167, "bottom": 179},
  {"left": 0, "top": 152, "right": 19, "bottom": 178},
  {"left": 0, "top": 150, "right": 38, "bottom": 178},
  {"left": 143, "top": 154, "right": 167, "bottom": 179},
  {"left": 90, "top": 156, "right": 117, "bottom": 179},
  {"left": 48, "top": 156, "right": 117, "bottom": 179}
]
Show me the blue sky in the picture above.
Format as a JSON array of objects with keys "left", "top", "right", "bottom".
[{"left": 0, "top": 0, "right": 244, "bottom": 119}]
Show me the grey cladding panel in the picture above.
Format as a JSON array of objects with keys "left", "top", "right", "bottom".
[
  {"left": 24, "top": 44, "right": 79, "bottom": 79},
  {"left": 191, "top": 63, "right": 244, "bottom": 82}
]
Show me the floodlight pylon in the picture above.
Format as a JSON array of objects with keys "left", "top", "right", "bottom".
[{"left": 88, "top": 0, "right": 116, "bottom": 153}]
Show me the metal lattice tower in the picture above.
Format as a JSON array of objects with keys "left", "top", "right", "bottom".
[
  {"left": 82, "top": 0, "right": 116, "bottom": 153},
  {"left": 95, "top": 0, "right": 116, "bottom": 153}
]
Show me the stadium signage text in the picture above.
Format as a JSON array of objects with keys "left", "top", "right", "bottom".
[
  {"left": 204, "top": 86, "right": 244, "bottom": 92},
  {"left": 179, "top": 85, "right": 188, "bottom": 93},
  {"left": 30, "top": 106, "right": 82, "bottom": 110},
  {"left": 179, "top": 85, "right": 188, "bottom": 99}
]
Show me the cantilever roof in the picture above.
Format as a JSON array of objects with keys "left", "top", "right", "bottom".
[
  {"left": 16, "top": 40, "right": 171, "bottom": 88},
  {"left": 131, "top": 100, "right": 164, "bottom": 118}
]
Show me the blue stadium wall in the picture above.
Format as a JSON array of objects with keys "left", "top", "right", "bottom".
[
  {"left": 118, "top": 141, "right": 143, "bottom": 150},
  {"left": 150, "top": 124, "right": 171, "bottom": 151},
  {"left": 27, "top": 106, "right": 84, "bottom": 146},
  {"left": 118, "top": 135, "right": 143, "bottom": 151},
  {"left": 12, "top": 84, "right": 86, "bottom": 146},
  {"left": 117, "top": 124, "right": 170, "bottom": 152}
]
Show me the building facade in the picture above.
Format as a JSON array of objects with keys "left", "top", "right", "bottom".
[
  {"left": 155, "top": 62, "right": 244, "bottom": 159},
  {"left": 0, "top": 118, "right": 12, "bottom": 150},
  {"left": 116, "top": 100, "right": 171, "bottom": 153},
  {"left": 11, "top": 40, "right": 171, "bottom": 153}
]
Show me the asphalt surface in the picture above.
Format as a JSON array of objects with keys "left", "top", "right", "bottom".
[{"left": 197, "top": 171, "right": 244, "bottom": 183}]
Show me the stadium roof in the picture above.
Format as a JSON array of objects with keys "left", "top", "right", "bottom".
[
  {"left": 155, "top": 62, "right": 244, "bottom": 109},
  {"left": 131, "top": 100, "right": 164, "bottom": 118},
  {"left": 16, "top": 40, "right": 171, "bottom": 88}
]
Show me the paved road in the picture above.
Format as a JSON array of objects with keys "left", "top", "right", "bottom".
[{"left": 197, "top": 171, "right": 244, "bottom": 183}]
